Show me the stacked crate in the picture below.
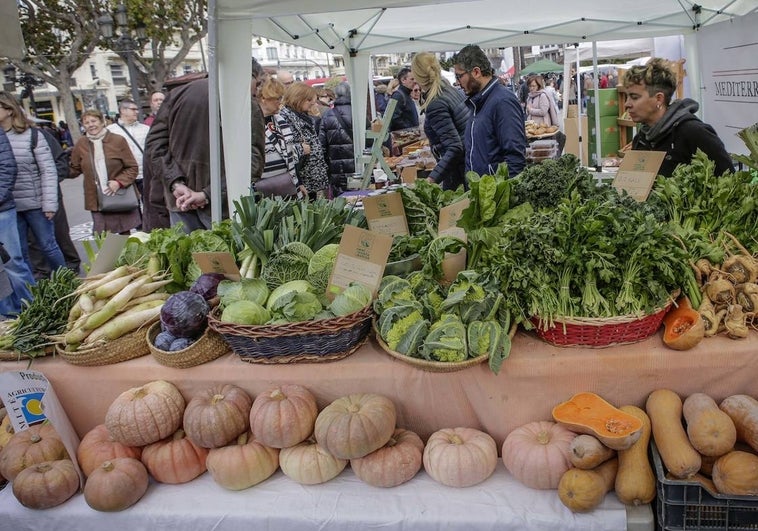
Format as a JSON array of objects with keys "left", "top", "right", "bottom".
[{"left": 587, "top": 89, "right": 620, "bottom": 163}]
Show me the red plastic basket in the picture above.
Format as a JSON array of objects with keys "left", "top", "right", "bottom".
[{"left": 530, "top": 295, "right": 677, "bottom": 348}]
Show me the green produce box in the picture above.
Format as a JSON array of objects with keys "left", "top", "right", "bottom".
[
  {"left": 589, "top": 115, "right": 620, "bottom": 148},
  {"left": 586, "top": 89, "right": 619, "bottom": 117},
  {"left": 588, "top": 138, "right": 620, "bottom": 160}
]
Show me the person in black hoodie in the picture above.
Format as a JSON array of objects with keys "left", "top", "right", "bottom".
[
  {"left": 319, "top": 82, "right": 357, "bottom": 196},
  {"left": 625, "top": 58, "right": 733, "bottom": 177}
]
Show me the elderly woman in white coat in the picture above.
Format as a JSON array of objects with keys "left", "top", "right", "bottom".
[{"left": 0, "top": 92, "right": 66, "bottom": 277}]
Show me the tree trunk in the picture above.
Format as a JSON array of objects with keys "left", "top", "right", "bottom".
[{"left": 56, "top": 76, "right": 81, "bottom": 144}]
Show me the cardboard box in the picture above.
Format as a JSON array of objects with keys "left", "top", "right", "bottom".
[
  {"left": 564, "top": 115, "right": 589, "bottom": 165},
  {"left": 589, "top": 115, "right": 620, "bottom": 146},
  {"left": 566, "top": 104, "right": 579, "bottom": 119},
  {"left": 586, "top": 89, "right": 619, "bottom": 118}
]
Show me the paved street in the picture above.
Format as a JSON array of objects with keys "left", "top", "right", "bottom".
[{"left": 60, "top": 175, "right": 95, "bottom": 267}]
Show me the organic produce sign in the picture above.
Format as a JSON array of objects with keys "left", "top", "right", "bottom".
[
  {"left": 612, "top": 150, "right": 665, "bottom": 201},
  {"left": 328, "top": 225, "right": 392, "bottom": 298},
  {"left": 363, "top": 192, "right": 409, "bottom": 236}
]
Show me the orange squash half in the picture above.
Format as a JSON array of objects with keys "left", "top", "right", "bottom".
[
  {"left": 552, "top": 392, "right": 643, "bottom": 451},
  {"left": 662, "top": 297, "right": 705, "bottom": 351}
]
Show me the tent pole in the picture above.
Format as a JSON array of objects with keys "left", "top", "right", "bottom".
[
  {"left": 207, "top": 0, "right": 221, "bottom": 223},
  {"left": 591, "top": 41, "right": 602, "bottom": 171},
  {"left": 575, "top": 46, "right": 583, "bottom": 166}
]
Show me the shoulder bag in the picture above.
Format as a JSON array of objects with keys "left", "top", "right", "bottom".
[{"left": 96, "top": 184, "right": 140, "bottom": 212}]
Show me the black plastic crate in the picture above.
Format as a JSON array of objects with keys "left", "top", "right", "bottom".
[{"left": 652, "top": 442, "right": 758, "bottom": 530}]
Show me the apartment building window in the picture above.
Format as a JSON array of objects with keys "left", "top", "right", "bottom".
[
  {"left": 109, "top": 64, "right": 127, "bottom": 86},
  {"left": 266, "top": 47, "right": 278, "bottom": 61},
  {"left": 90, "top": 63, "right": 98, "bottom": 80},
  {"left": 183, "top": 64, "right": 193, "bottom": 75}
]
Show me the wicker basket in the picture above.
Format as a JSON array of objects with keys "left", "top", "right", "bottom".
[
  {"left": 147, "top": 321, "right": 229, "bottom": 369},
  {"left": 530, "top": 294, "right": 678, "bottom": 348},
  {"left": 373, "top": 320, "right": 517, "bottom": 373},
  {"left": 207, "top": 305, "right": 373, "bottom": 364},
  {"left": 54, "top": 320, "right": 156, "bottom": 366}
]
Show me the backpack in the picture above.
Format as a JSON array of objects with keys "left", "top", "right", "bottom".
[{"left": 31, "top": 127, "right": 71, "bottom": 182}]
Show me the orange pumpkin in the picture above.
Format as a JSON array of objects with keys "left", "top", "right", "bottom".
[
  {"left": 0, "top": 424, "right": 68, "bottom": 481},
  {"left": 314, "top": 393, "right": 396, "bottom": 460},
  {"left": 183, "top": 384, "right": 253, "bottom": 449},
  {"left": 105, "top": 380, "right": 186, "bottom": 447},
  {"left": 249, "top": 384, "right": 318, "bottom": 449},
  {"left": 77, "top": 424, "right": 142, "bottom": 477},
  {"left": 84, "top": 457, "right": 149, "bottom": 512},
  {"left": 662, "top": 297, "right": 705, "bottom": 350},
  {"left": 12, "top": 459, "right": 80, "bottom": 509},
  {"left": 350, "top": 428, "right": 424, "bottom": 487},
  {"left": 423, "top": 427, "right": 498, "bottom": 487},
  {"left": 141, "top": 428, "right": 209, "bottom": 484},
  {"left": 206, "top": 432, "right": 279, "bottom": 490}
]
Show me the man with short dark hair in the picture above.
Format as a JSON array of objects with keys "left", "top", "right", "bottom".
[
  {"left": 388, "top": 67, "right": 419, "bottom": 132},
  {"left": 143, "top": 91, "right": 165, "bottom": 127},
  {"left": 452, "top": 44, "right": 527, "bottom": 177}
]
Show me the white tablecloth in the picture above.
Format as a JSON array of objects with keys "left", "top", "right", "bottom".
[{"left": 0, "top": 463, "right": 631, "bottom": 531}]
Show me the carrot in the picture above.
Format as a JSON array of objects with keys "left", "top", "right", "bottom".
[{"left": 82, "top": 303, "right": 163, "bottom": 344}]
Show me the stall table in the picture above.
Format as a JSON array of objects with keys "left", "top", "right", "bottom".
[{"left": 1, "top": 330, "right": 755, "bottom": 530}]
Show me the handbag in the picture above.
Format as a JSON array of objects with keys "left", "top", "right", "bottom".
[
  {"left": 96, "top": 184, "right": 140, "bottom": 212},
  {"left": 254, "top": 171, "right": 298, "bottom": 198}
]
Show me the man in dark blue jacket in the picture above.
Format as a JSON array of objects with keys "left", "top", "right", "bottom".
[
  {"left": 452, "top": 45, "right": 527, "bottom": 177},
  {"left": 389, "top": 68, "right": 419, "bottom": 132}
]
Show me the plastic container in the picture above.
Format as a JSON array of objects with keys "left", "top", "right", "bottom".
[{"left": 652, "top": 442, "right": 758, "bottom": 530}]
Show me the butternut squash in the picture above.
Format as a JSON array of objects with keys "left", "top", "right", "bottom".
[
  {"left": 662, "top": 297, "right": 705, "bottom": 350},
  {"left": 558, "top": 458, "right": 618, "bottom": 513},
  {"left": 712, "top": 450, "right": 758, "bottom": 495},
  {"left": 646, "top": 389, "right": 701, "bottom": 479},
  {"left": 569, "top": 435, "right": 615, "bottom": 470},
  {"left": 719, "top": 395, "right": 758, "bottom": 452},
  {"left": 615, "top": 405, "right": 655, "bottom": 506},
  {"left": 552, "top": 392, "right": 643, "bottom": 451},
  {"left": 682, "top": 393, "right": 736, "bottom": 457}
]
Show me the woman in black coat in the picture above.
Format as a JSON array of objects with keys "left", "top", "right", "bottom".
[
  {"left": 319, "top": 82, "right": 356, "bottom": 196},
  {"left": 412, "top": 53, "right": 471, "bottom": 191}
]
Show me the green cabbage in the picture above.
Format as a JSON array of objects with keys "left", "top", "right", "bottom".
[
  {"left": 266, "top": 280, "right": 315, "bottom": 310},
  {"left": 329, "top": 283, "right": 372, "bottom": 316},
  {"left": 217, "top": 278, "right": 269, "bottom": 307},
  {"left": 270, "top": 290, "right": 323, "bottom": 322},
  {"left": 307, "top": 243, "right": 340, "bottom": 294},
  {"left": 261, "top": 241, "right": 314, "bottom": 290},
  {"left": 220, "top": 300, "right": 271, "bottom": 325}
]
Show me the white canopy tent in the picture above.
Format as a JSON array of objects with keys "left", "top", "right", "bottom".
[{"left": 210, "top": 0, "right": 757, "bottom": 219}]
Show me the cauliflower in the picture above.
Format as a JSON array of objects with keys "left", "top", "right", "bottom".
[
  {"left": 421, "top": 314, "right": 467, "bottom": 363},
  {"left": 374, "top": 276, "right": 417, "bottom": 314},
  {"left": 378, "top": 303, "right": 429, "bottom": 356}
]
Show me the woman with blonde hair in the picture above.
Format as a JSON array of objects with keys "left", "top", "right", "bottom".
[
  {"left": 411, "top": 52, "right": 470, "bottom": 190},
  {"left": 279, "top": 82, "right": 329, "bottom": 198},
  {"left": 69, "top": 109, "right": 140, "bottom": 235},
  {"left": 0, "top": 91, "right": 66, "bottom": 277}
]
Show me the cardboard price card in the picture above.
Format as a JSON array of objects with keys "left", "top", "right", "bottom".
[
  {"left": 612, "top": 150, "right": 666, "bottom": 201},
  {"left": 438, "top": 199, "right": 469, "bottom": 282},
  {"left": 327, "top": 225, "right": 393, "bottom": 298},
  {"left": 362, "top": 191, "right": 409, "bottom": 236},
  {"left": 0, "top": 370, "right": 84, "bottom": 486},
  {"left": 192, "top": 252, "right": 241, "bottom": 281}
]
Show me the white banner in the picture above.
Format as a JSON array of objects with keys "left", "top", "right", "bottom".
[{"left": 696, "top": 11, "right": 758, "bottom": 156}]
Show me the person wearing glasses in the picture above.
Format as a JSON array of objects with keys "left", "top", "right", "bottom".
[
  {"left": 452, "top": 45, "right": 527, "bottom": 177},
  {"left": 624, "top": 58, "right": 733, "bottom": 178},
  {"left": 410, "top": 83, "right": 425, "bottom": 131},
  {"left": 108, "top": 99, "right": 150, "bottom": 202},
  {"left": 411, "top": 52, "right": 470, "bottom": 191}
]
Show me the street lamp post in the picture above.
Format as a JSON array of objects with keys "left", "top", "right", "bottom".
[
  {"left": 3, "top": 65, "right": 44, "bottom": 117},
  {"left": 97, "top": 3, "right": 147, "bottom": 119}
]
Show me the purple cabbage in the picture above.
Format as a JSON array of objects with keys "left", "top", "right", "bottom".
[
  {"left": 160, "top": 291, "right": 210, "bottom": 339},
  {"left": 189, "top": 273, "right": 227, "bottom": 301}
]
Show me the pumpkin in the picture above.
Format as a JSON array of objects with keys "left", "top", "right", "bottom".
[
  {"left": 558, "top": 458, "right": 618, "bottom": 513},
  {"left": 424, "top": 427, "right": 497, "bottom": 488},
  {"left": 0, "top": 424, "right": 68, "bottom": 481},
  {"left": 249, "top": 384, "right": 318, "bottom": 449},
  {"left": 0, "top": 409, "right": 14, "bottom": 451},
  {"left": 206, "top": 432, "right": 279, "bottom": 490},
  {"left": 314, "top": 393, "right": 396, "bottom": 460},
  {"left": 105, "top": 380, "right": 186, "bottom": 447},
  {"left": 682, "top": 393, "right": 736, "bottom": 457},
  {"left": 712, "top": 450, "right": 758, "bottom": 495},
  {"left": 12, "top": 459, "right": 80, "bottom": 509},
  {"left": 141, "top": 428, "right": 209, "bottom": 484},
  {"left": 350, "top": 428, "right": 424, "bottom": 487},
  {"left": 552, "top": 392, "right": 643, "bottom": 450},
  {"left": 83, "top": 457, "right": 149, "bottom": 512},
  {"left": 502, "top": 421, "right": 574, "bottom": 489},
  {"left": 646, "top": 389, "right": 701, "bottom": 479},
  {"left": 615, "top": 405, "right": 655, "bottom": 506},
  {"left": 569, "top": 434, "right": 615, "bottom": 470},
  {"left": 662, "top": 297, "right": 705, "bottom": 350},
  {"left": 77, "top": 424, "right": 142, "bottom": 477},
  {"left": 183, "top": 384, "right": 252, "bottom": 449},
  {"left": 719, "top": 395, "right": 758, "bottom": 452},
  {"left": 279, "top": 436, "right": 347, "bottom": 485}
]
